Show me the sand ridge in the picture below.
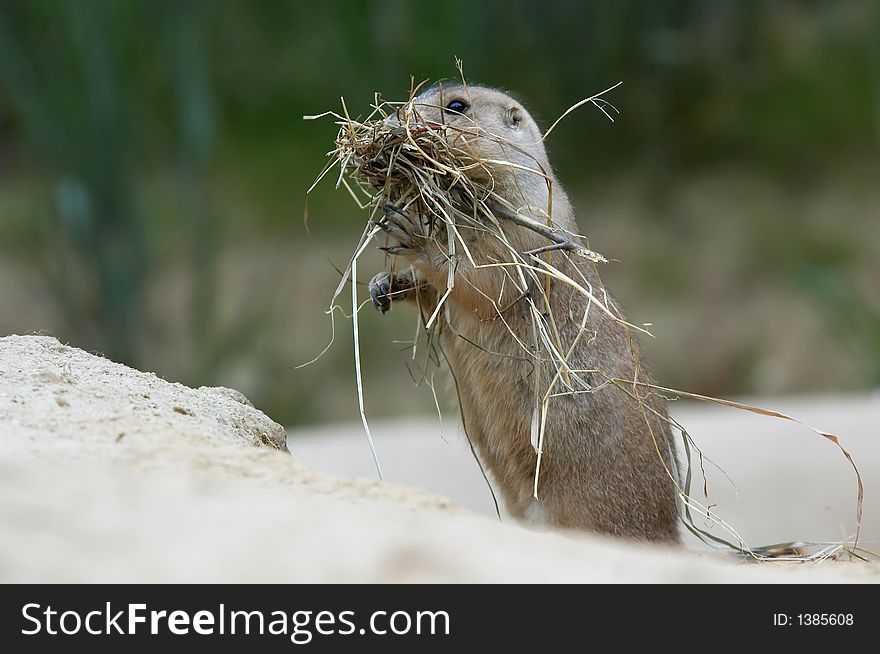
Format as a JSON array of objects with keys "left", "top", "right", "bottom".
[{"left": 0, "top": 335, "right": 875, "bottom": 582}]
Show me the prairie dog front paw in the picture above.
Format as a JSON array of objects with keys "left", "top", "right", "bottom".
[
  {"left": 374, "top": 204, "right": 432, "bottom": 258},
  {"left": 368, "top": 270, "right": 417, "bottom": 314}
]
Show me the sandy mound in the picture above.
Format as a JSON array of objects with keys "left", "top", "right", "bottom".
[{"left": 0, "top": 334, "right": 874, "bottom": 582}]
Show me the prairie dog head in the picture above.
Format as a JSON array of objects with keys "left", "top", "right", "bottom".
[{"left": 397, "top": 85, "right": 569, "bottom": 224}]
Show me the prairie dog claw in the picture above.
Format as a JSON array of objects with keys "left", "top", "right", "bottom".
[{"left": 369, "top": 271, "right": 415, "bottom": 314}]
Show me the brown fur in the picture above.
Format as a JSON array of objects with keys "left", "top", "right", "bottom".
[{"left": 369, "top": 86, "right": 680, "bottom": 543}]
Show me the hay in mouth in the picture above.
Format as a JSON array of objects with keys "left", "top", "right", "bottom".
[{"left": 310, "top": 79, "right": 611, "bottom": 262}]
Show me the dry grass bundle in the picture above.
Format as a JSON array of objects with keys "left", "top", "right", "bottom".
[
  {"left": 305, "top": 69, "right": 869, "bottom": 563},
  {"left": 308, "top": 79, "right": 611, "bottom": 265}
]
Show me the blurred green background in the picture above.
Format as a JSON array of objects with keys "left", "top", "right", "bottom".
[{"left": 1, "top": 0, "right": 878, "bottom": 427}]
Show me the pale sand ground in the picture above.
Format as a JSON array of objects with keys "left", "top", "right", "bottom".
[
  {"left": 2, "top": 335, "right": 877, "bottom": 582},
  {"left": 289, "top": 393, "right": 880, "bottom": 552}
]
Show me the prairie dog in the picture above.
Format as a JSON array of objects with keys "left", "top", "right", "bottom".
[{"left": 369, "top": 85, "right": 680, "bottom": 543}]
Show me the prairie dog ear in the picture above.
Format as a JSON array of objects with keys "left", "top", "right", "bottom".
[{"left": 505, "top": 106, "right": 524, "bottom": 128}]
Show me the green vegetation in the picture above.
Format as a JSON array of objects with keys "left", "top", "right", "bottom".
[{"left": 0, "top": 1, "right": 877, "bottom": 425}]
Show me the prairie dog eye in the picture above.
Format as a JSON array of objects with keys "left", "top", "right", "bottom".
[{"left": 445, "top": 99, "right": 469, "bottom": 114}]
